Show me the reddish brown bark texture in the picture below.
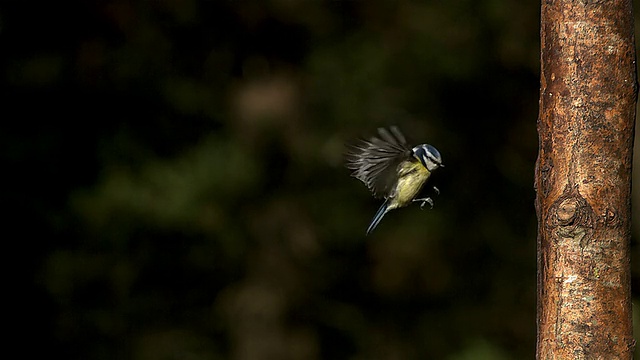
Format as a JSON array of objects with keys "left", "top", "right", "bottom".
[{"left": 536, "top": 0, "right": 637, "bottom": 359}]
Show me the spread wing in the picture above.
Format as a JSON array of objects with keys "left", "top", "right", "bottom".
[{"left": 345, "top": 126, "right": 412, "bottom": 199}]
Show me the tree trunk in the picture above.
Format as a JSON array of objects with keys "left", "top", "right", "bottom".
[{"left": 535, "top": 0, "right": 637, "bottom": 359}]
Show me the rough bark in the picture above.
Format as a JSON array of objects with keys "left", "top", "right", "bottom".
[{"left": 535, "top": 0, "right": 637, "bottom": 359}]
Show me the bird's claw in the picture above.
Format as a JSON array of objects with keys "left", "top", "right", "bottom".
[
  {"left": 413, "top": 197, "right": 434, "bottom": 209},
  {"left": 433, "top": 186, "right": 440, "bottom": 195}
]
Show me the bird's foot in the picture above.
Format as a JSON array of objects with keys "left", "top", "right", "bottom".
[
  {"left": 413, "top": 197, "right": 434, "bottom": 209},
  {"left": 433, "top": 186, "right": 440, "bottom": 195}
]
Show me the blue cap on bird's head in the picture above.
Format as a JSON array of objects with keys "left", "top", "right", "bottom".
[{"left": 412, "top": 144, "right": 443, "bottom": 171}]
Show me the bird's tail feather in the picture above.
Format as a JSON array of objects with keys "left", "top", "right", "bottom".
[{"left": 367, "top": 199, "right": 389, "bottom": 235}]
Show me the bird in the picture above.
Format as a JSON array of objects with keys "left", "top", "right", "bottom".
[{"left": 345, "top": 126, "right": 443, "bottom": 235}]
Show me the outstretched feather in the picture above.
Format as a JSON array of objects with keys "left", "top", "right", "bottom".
[{"left": 345, "top": 126, "right": 412, "bottom": 199}]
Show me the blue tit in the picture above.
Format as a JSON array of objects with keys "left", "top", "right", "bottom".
[{"left": 345, "top": 126, "right": 443, "bottom": 235}]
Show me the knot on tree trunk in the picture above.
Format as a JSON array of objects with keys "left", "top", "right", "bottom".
[{"left": 546, "top": 184, "right": 594, "bottom": 245}]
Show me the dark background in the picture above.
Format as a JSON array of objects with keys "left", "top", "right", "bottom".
[{"left": 3, "top": 1, "right": 638, "bottom": 359}]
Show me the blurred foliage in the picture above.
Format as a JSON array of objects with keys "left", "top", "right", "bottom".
[{"left": 2, "top": 0, "right": 638, "bottom": 359}]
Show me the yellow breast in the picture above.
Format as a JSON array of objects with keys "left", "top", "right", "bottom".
[{"left": 389, "top": 160, "right": 431, "bottom": 209}]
